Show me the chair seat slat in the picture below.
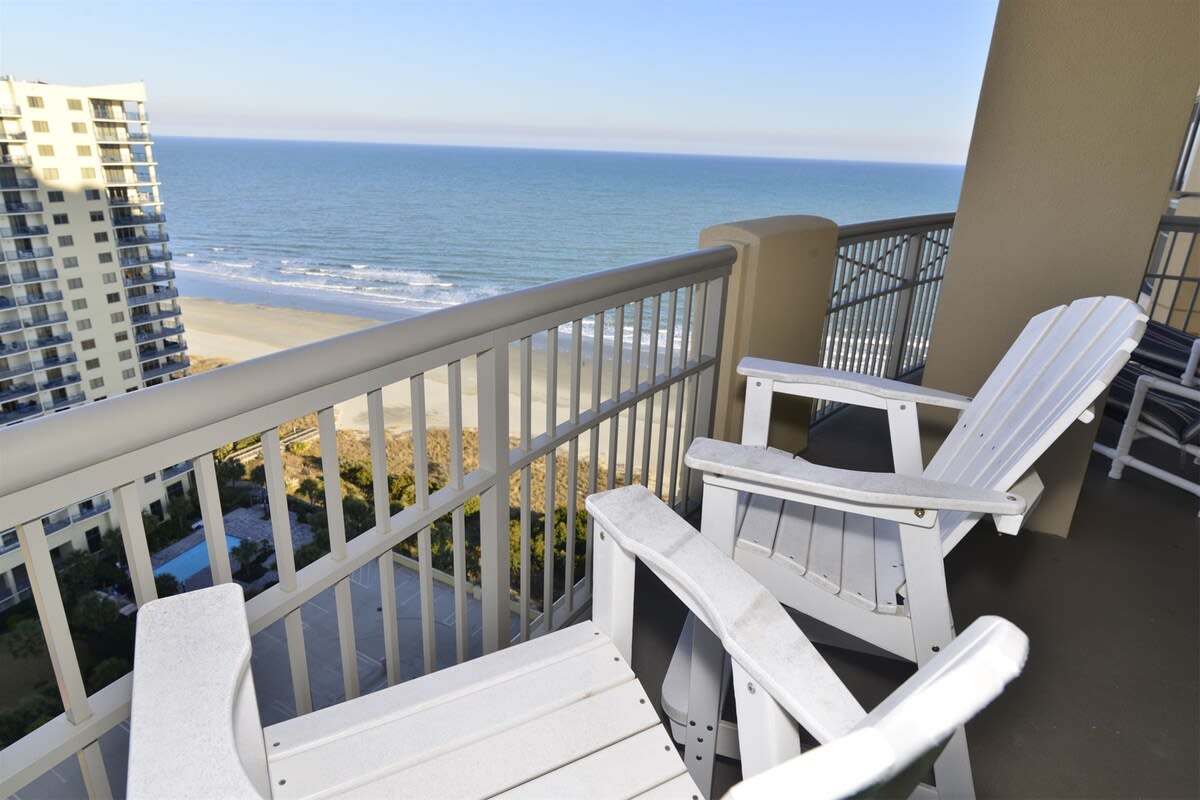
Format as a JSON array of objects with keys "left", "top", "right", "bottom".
[
  {"left": 772, "top": 500, "right": 815, "bottom": 575},
  {"left": 493, "top": 727, "right": 689, "bottom": 800},
  {"left": 839, "top": 513, "right": 877, "bottom": 611},
  {"left": 328, "top": 681, "right": 662, "bottom": 800},
  {"left": 805, "top": 507, "right": 845, "bottom": 594},
  {"left": 739, "top": 493, "right": 784, "bottom": 554}
]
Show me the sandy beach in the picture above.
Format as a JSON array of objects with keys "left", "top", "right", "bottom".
[{"left": 179, "top": 298, "right": 672, "bottom": 473}]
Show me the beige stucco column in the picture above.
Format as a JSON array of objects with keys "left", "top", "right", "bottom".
[
  {"left": 921, "top": 0, "right": 1200, "bottom": 536},
  {"left": 704, "top": 216, "right": 838, "bottom": 452}
]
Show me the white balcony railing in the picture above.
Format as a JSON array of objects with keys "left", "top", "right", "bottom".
[{"left": 0, "top": 247, "right": 732, "bottom": 797}]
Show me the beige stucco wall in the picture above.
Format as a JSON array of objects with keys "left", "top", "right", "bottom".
[
  {"left": 704, "top": 216, "right": 837, "bottom": 451},
  {"left": 921, "top": 0, "right": 1200, "bottom": 536}
]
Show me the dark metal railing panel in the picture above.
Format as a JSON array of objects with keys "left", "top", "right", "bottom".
[{"left": 815, "top": 213, "right": 955, "bottom": 421}]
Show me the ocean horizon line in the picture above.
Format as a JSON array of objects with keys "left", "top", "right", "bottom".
[{"left": 152, "top": 133, "right": 968, "bottom": 170}]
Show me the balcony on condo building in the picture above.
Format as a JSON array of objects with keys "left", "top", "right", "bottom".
[{"left": 0, "top": 11, "right": 1196, "bottom": 800}]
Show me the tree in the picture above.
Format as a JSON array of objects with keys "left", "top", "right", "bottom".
[
  {"left": 85, "top": 657, "right": 131, "bottom": 694},
  {"left": 5, "top": 618, "right": 46, "bottom": 660},
  {"left": 215, "top": 457, "right": 245, "bottom": 487},
  {"left": 0, "top": 691, "right": 61, "bottom": 747},
  {"left": 340, "top": 460, "right": 372, "bottom": 492},
  {"left": 249, "top": 463, "right": 267, "bottom": 486},
  {"left": 342, "top": 496, "right": 372, "bottom": 537},
  {"left": 58, "top": 551, "right": 100, "bottom": 607},
  {"left": 166, "top": 494, "right": 194, "bottom": 535},
  {"left": 232, "top": 539, "right": 260, "bottom": 573},
  {"left": 296, "top": 477, "right": 323, "bottom": 505},
  {"left": 69, "top": 592, "right": 119, "bottom": 636},
  {"left": 154, "top": 573, "right": 181, "bottom": 598}
]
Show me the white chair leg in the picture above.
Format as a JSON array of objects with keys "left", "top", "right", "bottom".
[
  {"left": 933, "top": 725, "right": 975, "bottom": 799},
  {"left": 899, "top": 522, "right": 975, "bottom": 800},
  {"left": 684, "top": 619, "right": 728, "bottom": 797},
  {"left": 729, "top": 660, "right": 801, "bottom": 780}
]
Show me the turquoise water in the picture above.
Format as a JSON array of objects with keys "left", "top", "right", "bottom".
[
  {"left": 154, "top": 138, "right": 963, "bottom": 321},
  {"left": 154, "top": 535, "right": 242, "bottom": 581}
]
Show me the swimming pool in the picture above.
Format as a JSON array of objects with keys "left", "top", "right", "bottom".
[{"left": 154, "top": 535, "right": 242, "bottom": 581}]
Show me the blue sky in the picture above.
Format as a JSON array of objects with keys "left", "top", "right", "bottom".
[{"left": 0, "top": 0, "right": 997, "bottom": 163}]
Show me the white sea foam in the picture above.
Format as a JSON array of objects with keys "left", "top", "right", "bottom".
[{"left": 174, "top": 255, "right": 502, "bottom": 317}]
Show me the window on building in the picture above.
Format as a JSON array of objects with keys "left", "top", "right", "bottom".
[
  {"left": 94, "top": 232, "right": 108, "bottom": 243},
  {"left": 67, "top": 98, "right": 82, "bottom": 111},
  {"left": 102, "top": 272, "right": 117, "bottom": 285},
  {"left": 27, "top": 96, "right": 43, "bottom": 108},
  {"left": 90, "top": 211, "right": 104, "bottom": 222},
  {"left": 76, "top": 145, "right": 91, "bottom": 157},
  {"left": 76, "top": 318, "right": 92, "bottom": 330},
  {"left": 37, "top": 144, "right": 54, "bottom": 157},
  {"left": 121, "top": 367, "right": 136, "bottom": 380},
  {"left": 62, "top": 256, "right": 79, "bottom": 268},
  {"left": 72, "top": 122, "right": 87, "bottom": 134},
  {"left": 85, "top": 358, "right": 100, "bottom": 369},
  {"left": 71, "top": 299, "right": 88, "bottom": 311},
  {"left": 84, "top": 189, "right": 100, "bottom": 201},
  {"left": 118, "top": 350, "right": 132, "bottom": 361},
  {"left": 85, "top": 527, "right": 101, "bottom": 551},
  {"left": 89, "top": 377, "right": 104, "bottom": 390},
  {"left": 57, "top": 235, "right": 73, "bottom": 246},
  {"left": 106, "top": 292, "right": 120, "bottom": 304},
  {"left": 31, "top": 120, "right": 49, "bottom": 133},
  {"left": 66, "top": 277, "right": 83, "bottom": 290},
  {"left": 80, "top": 167, "right": 96, "bottom": 179},
  {"left": 52, "top": 214, "right": 68, "bottom": 225},
  {"left": 114, "top": 331, "right": 128, "bottom": 343},
  {"left": 110, "top": 311, "right": 124, "bottom": 323},
  {"left": 42, "top": 167, "right": 59, "bottom": 180},
  {"left": 48, "top": 191, "right": 64, "bottom": 203},
  {"left": 81, "top": 338, "right": 96, "bottom": 351},
  {"left": 97, "top": 252, "right": 113, "bottom": 264}
]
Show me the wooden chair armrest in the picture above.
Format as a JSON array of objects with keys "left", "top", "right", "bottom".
[
  {"left": 725, "top": 616, "right": 1028, "bottom": 800},
  {"left": 738, "top": 357, "right": 972, "bottom": 410},
  {"left": 586, "top": 486, "right": 866, "bottom": 742},
  {"left": 128, "top": 583, "right": 269, "bottom": 800},
  {"left": 686, "top": 438, "right": 1025, "bottom": 520}
]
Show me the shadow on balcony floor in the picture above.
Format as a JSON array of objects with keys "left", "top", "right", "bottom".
[{"left": 630, "top": 406, "right": 1199, "bottom": 798}]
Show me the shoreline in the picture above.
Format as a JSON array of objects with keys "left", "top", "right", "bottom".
[{"left": 178, "top": 297, "right": 673, "bottom": 470}]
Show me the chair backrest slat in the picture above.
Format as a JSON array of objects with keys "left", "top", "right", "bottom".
[{"left": 924, "top": 297, "right": 1145, "bottom": 551}]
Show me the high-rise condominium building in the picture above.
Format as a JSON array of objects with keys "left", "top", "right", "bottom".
[{"left": 0, "top": 78, "right": 191, "bottom": 606}]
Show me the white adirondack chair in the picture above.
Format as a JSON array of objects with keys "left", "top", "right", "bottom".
[
  {"left": 666, "top": 296, "right": 1145, "bottom": 797},
  {"left": 126, "top": 485, "right": 1027, "bottom": 800}
]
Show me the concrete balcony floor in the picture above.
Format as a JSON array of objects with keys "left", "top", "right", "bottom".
[{"left": 630, "top": 406, "right": 1199, "bottom": 798}]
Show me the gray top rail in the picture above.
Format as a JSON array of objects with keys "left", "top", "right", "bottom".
[
  {"left": 836, "top": 212, "right": 956, "bottom": 244},
  {"left": 0, "top": 246, "right": 736, "bottom": 502},
  {"left": 1155, "top": 214, "right": 1200, "bottom": 232}
]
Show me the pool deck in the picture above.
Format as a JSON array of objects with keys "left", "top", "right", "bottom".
[{"left": 149, "top": 505, "right": 315, "bottom": 584}]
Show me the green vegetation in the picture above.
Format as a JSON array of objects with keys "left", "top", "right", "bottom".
[
  {"left": 0, "top": 531, "right": 138, "bottom": 746},
  {"left": 278, "top": 428, "right": 599, "bottom": 607}
]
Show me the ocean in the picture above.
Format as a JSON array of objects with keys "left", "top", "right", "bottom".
[{"left": 154, "top": 137, "right": 963, "bottom": 321}]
